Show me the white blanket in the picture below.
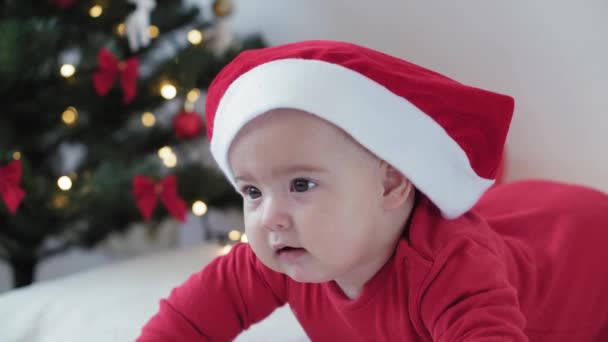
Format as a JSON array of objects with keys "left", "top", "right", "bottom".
[{"left": 0, "top": 243, "right": 309, "bottom": 342}]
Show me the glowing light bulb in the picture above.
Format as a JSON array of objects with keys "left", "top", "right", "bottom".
[
  {"left": 116, "top": 23, "right": 126, "bottom": 36},
  {"left": 12, "top": 151, "right": 21, "bottom": 160},
  {"left": 148, "top": 25, "right": 159, "bottom": 38},
  {"left": 141, "top": 112, "right": 156, "bottom": 127},
  {"left": 240, "top": 234, "right": 248, "bottom": 243},
  {"left": 160, "top": 83, "right": 177, "bottom": 100},
  {"left": 187, "top": 29, "right": 203, "bottom": 45},
  {"left": 89, "top": 5, "right": 103, "bottom": 18},
  {"left": 52, "top": 194, "right": 69, "bottom": 209},
  {"left": 157, "top": 146, "right": 173, "bottom": 159},
  {"left": 57, "top": 176, "right": 73, "bottom": 191},
  {"left": 60, "top": 64, "right": 76, "bottom": 78},
  {"left": 192, "top": 200, "right": 208, "bottom": 216},
  {"left": 228, "top": 230, "right": 242, "bottom": 241},
  {"left": 162, "top": 153, "right": 177, "bottom": 168},
  {"left": 62, "top": 106, "right": 78, "bottom": 125},
  {"left": 186, "top": 89, "right": 201, "bottom": 102}
]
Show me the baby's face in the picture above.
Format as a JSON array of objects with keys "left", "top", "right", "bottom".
[{"left": 228, "top": 108, "right": 394, "bottom": 284}]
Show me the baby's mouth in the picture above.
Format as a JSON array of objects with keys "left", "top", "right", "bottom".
[
  {"left": 275, "top": 246, "right": 307, "bottom": 262},
  {"left": 277, "top": 246, "right": 305, "bottom": 254}
]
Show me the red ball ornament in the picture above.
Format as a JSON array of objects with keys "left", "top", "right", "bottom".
[{"left": 173, "top": 111, "right": 204, "bottom": 140}]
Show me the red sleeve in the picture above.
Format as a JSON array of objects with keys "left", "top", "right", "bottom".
[
  {"left": 136, "top": 243, "right": 287, "bottom": 341},
  {"left": 418, "top": 237, "right": 529, "bottom": 342}
]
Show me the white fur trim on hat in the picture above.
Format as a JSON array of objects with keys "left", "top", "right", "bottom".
[{"left": 210, "top": 58, "right": 494, "bottom": 219}]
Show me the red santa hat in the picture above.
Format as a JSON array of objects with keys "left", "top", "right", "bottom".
[{"left": 205, "top": 40, "right": 513, "bottom": 219}]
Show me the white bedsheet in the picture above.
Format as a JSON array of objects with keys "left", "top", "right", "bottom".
[{"left": 0, "top": 243, "right": 308, "bottom": 342}]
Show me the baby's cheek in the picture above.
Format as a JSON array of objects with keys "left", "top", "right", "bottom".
[{"left": 243, "top": 224, "right": 268, "bottom": 252}]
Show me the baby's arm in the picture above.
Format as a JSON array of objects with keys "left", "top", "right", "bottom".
[
  {"left": 419, "top": 237, "right": 529, "bottom": 342},
  {"left": 136, "top": 243, "right": 287, "bottom": 341}
]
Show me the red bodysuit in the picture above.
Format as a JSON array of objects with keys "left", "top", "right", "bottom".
[{"left": 137, "top": 180, "right": 608, "bottom": 341}]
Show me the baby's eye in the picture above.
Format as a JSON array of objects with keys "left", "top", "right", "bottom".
[
  {"left": 291, "top": 178, "right": 317, "bottom": 193},
  {"left": 242, "top": 186, "right": 262, "bottom": 199}
]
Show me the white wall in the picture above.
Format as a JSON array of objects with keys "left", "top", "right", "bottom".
[{"left": 231, "top": 0, "right": 608, "bottom": 190}]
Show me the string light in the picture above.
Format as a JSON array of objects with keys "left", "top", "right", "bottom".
[
  {"left": 240, "top": 234, "right": 248, "bottom": 243},
  {"left": 228, "top": 230, "right": 242, "bottom": 241},
  {"left": 148, "top": 25, "right": 160, "bottom": 38},
  {"left": 89, "top": 5, "right": 103, "bottom": 18},
  {"left": 12, "top": 151, "right": 21, "bottom": 160},
  {"left": 192, "top": 200, "right": 208, "bottom": 216},
  {"left": 57, "top": 176, "right": 73, "bottom": 191},
  {"left": 116, "top": 23, "right": 126, "bottom": 36},
  {"left": 160, "top": 82, "right": 177, "bottom": 100},
  {"left": 157, "top": 146, "right": 173, "bottom": 159},
  {"left": 62, "top": 106, "right": 78, "bottom": 125},
  {"left": 162, "top": 153, "right": 177, "bottom": 168},
  {"left": 187, "top": 29, "right": 203, "bottom": 45},
  {"left": 60, "top": 64, "right": 76, "bottom": 78},
  {"left": 156, "top": 146, "right": 178, "bottom": 167},
  {"left": 52, "top": 194, "right": 69, "bottom": 209},
  {"left": 186, "top": 89, "right": 201, "bottom": 102},
  {"left": 141, "top": 112, "right": 156, "bottom": 127}
]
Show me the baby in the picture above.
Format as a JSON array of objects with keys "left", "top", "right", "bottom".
[{"left": 138, "top": 40, "right": 608, "bottom": 341}]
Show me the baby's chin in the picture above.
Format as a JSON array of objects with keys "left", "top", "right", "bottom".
[
  {"left": 253, "top": 247, "right": 334, "bottom": 283},
  {"left": 276, "top": 265, "right": 334, "bottom": 284}
]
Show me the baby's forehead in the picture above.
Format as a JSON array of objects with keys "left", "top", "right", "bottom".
[
  {"left": 230, "top": 108, "right": 379, "bottom": 160},
  {"left": 234, "top": 108, "right": 376, "bottom": 155}
]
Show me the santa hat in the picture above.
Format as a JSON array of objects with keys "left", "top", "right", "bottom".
[{"left": 205, "top": 40, "right": 513, "bottom": 219}]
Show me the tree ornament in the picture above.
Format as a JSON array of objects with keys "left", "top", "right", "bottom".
[
  {"left": 92, "top": 48, "right": 139, "bottom": 104},
  {"left": 0, "top": 160, "right": 26, "bottom": 215},
  {"left": 125, "top": 0, "right": 156, "bottom": 52},
  {"left": 173, "top": 110, "right": 204, "bottom": 140},
  {"left": 132, "top": 175, "right": 187, "bottom": 222},
  {"left": 49, "top": 0, "right": 76, "bottom": 9},
  {"left": 212, "top": 0, "right": 233, "bottom": 18}
]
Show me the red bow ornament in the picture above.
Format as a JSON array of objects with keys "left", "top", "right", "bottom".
[
  {"left": 0, "top": 160, "right": 26, "bottom": 215},
  {"left": 132, "top": 175, "right": 187, "bottom": 222},
  {"left": 93, "top": 48, "right": 139, "bottom": 104}
]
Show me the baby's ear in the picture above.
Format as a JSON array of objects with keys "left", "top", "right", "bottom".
[{"left": 381, "top": 162, "right": 412, "bottom": 210}]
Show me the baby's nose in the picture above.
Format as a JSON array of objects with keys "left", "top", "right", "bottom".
[{"left": 261, "top": 197, "right": 292, "bottom": 231}]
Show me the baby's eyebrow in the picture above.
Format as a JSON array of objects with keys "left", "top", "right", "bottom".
[
  {"left": 234, "top": 174, "right": 254, "bottom": 183},
  {"left": 273, "top": 164, "right": 328, "bottom": 176},
  {"left": 234, "top": 165, "right": 328, "bottom": 182}
]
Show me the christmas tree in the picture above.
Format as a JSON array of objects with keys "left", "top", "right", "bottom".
[{"left": 0, "top": 0, "right": 263, "bottom": 288}]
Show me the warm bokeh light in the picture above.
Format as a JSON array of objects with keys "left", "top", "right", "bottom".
[
  {"left": 12, "top": 151, "right": 21, "bottom": 160},
  {"left": 162, "top": 153, "right": 177, "bottom": 168},
  {"left": 186, "top": 88, "right": 201, "bottom": 102},
  {"left": 62, "top": 107, "right": 78, "bottom": 125},
  {"left": 141, "top": 112, "right": 156, "bottom": 127},
  {"left": 157, "top": 146, "right": 173, "bottom": 159},
  {"left": 57, "top": 176, "right": 73, "bottom": 191},
  {"left": 228, "top": 230, "right": 242, "bottom": 241},
  {"left": 192, "top": 200, "right": 208, "bottom": 216},
  {"left": 218, "top": 244, "right": 232, "bottom": 256},
  {"left": 240, "top": 234, "right": 248, "bottom": 243},
  {"left": 160, "top": 82, "right": 177, "bottom": 100},
  {"left": 52, "top": 194, "right": 69, "bottom": 209},
  {"left": 60, "top": 64, "right": 76, "bottom": 78},
  {"left": 187, "top": 29, "right": 203, "bottom": 45},
  {"left": 116, "top": 23, "right": 126, "bottom": 36},
  {"left": 89, "top": 5, "right": 103, "bottom": 18},
  {"left": 148, "top": 25, "right": 160, "bottom": 38}
]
